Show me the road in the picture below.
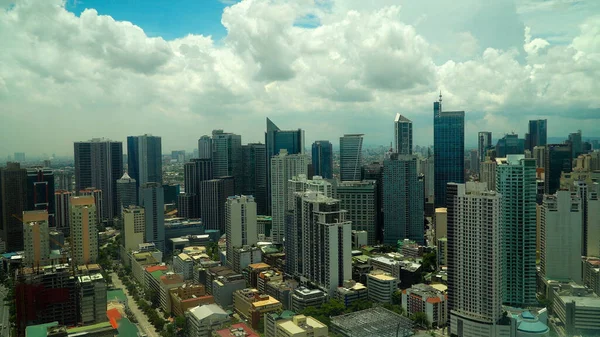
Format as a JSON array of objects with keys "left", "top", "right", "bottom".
[
  {"left": 0, "top": 286, "right": 10, "bottom": 334},
  {"left": 110, "top": 272, "right": 159, "bottom": 337}
]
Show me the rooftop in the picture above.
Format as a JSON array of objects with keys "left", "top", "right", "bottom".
[
  {"left": 189, "top": 303, "right": 228, "bottom": 321},
  {"left": 331, "top": 307, "right": 413, "bottom": 337},
  {"left": 107, "top": 289, "right": 127, "bottom": 304},
  {"left": 215, "top": 323, "right": 259, "bottom": 337},
  {"left": 67, "top": 321, "right": 113, "bottom": 333}
]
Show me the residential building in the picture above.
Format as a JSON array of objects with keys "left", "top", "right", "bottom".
[
  {"left": 26, "top": 167, "right": 55, "bottom": 226},
  {"left": 533, "top": 146, "right": 546, "bottom": 168},
  {"left": 361, "top": 162, "right": 384, "bottom": 243},
  {"left": 478, "top": 131, "right": 493, "bottom": 164},
  {"left": 418, "top": 156, "right": 435, "bottom": 204},
  {"left": 140, "top": 182, "right": 165, "bottom": 252},
  {"left": 159, "top": 273, "right": 184, "bottom": 314},
  {"left": 402, "top": 283, "right": 448, "bottom": 328},
  {"left": 496, "top": 155, "right": 537, "bottom": 307},
  {"left": 265, "top": 311, "right": 328, "bottom": 337},
  {"left": 587, "top": 184, "right": 600, "bottom": 257},
  {"left": 351, "top": 230, "right": 368, "bottom": 249},
  {"left": 257, "top": 269, "right": 282, "bottom": 294},
  {"left": 433, "top": 94, "right": 465, "bottom": 207},
  {"left": 54, "top": 190, "right": 72, "bottom": 236},
  {"left": 0, "top": 162, "right": 27, "bottom": 251},
  {"left": 480, "top": 158, "right": 497, "bottom": 191},
  {"left": 340, "top": 134, "right": 364, "bottom": 181},
  {"left": 74, "top": 139, "right": 123, "bottom": 222},
  {"left": 186, "top": 304, "right": 230, "bottom": 337},
  {"left": 170, "top": 284, "right": 214, "bottom": 317},
  {"left": 434, "top": 207, "right": 447, "bottom": 242},
  {"left": 127, "top": 134, "right": 163, "bottom": 199},
  {"left": 366, "top": 270, "right": 396, "bottom": 304},
  {"left": 70, "top": 195, "right": 98, "bottom": 265},
  {"left": 242, "top": 143, "right": 267, "bottom": 215},
  {"left": 526, "top": 119, "right": 547, "bottom": 151},
  {"left": 383, "top": 152, "right": 424, "bottom": 245},
  {"left": 336, "top": 280, "right": 368, "bottom": 307},
  {"left": 233, "top": 288, "right": 283, "bottom": 330},
  {"left": 226, "top": 195, "right": 258, "bottom": 272},
  {"left": 544, "top": 144, "right": 572, "bottom": 195},
  {"left": 122, "top": 206, "right": 145, "bottom": 252},
  {"left": 212, "top": 129, "right": 243, "bottom": 194},
  {"left": 334, "top": 180, "right": 377, "bottom": 245},
  {"left": 291, "top": 287, "right": 327, "bottom": 313},
  {"left": 437, "top": 238, "right": 447, "bottom": 267},
  {"left": 394, "top": 114, "right": 413, "bottom": 155},
  {"left": 173, "top": 253, "right": 194, "bottom": 281},
  {"left": 79, "top": 188, "right": 103, "bottom": 226},
  {"left": 116, "top": 172, "right": 137, "bottom": 209},
  {"left": 23, "top": 210, "right": 50, "bottom": 267},
  {"left": 198, "top": 135, "right": 213, "bottom": 159},
  {"left": 312, "top": 140, "right": 333, "bottom": 179}
]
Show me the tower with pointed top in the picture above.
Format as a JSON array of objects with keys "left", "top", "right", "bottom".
[
  {"left": 117, "top": 172, "right": 138, "bottom": 210},
  {"left": 394, "top": 114, "right": 413, "bottom": 155}
]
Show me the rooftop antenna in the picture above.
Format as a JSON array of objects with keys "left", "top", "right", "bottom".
[{"left": 439, "top": 91, "right": 442, "bottom": 103}]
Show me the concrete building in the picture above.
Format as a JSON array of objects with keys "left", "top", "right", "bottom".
[
  {"left": 447, "top": 182, "right": 503, "bottom": 335},
  {"left": 434, "top": 207, "right": 447, "bottom": 242},
  {"left": 234, "top": 288, "right": 283, "bottom": 330},
  {"left": 159, "top": 273, "right": 184, "bottom": 314},
  {"left": 402, "top": 283, "right": 448, "bottom": 328},
  {"left": 77, "top": 266, "right": 107, "bottom": 324},
  {"left": 70, "top": 195, "right": 98, "bottom": 265},
  {"left": 0, "top": 162, "right": 27, "bottom": 251},
  {"left": 418, "top": 156, "right": 435, "bottom": 204},
  {"left": 336, "top": 280, "right": 368, "bottom": 307},
  {"left": 198, "top": 135, "right": 213, "bottom": 160},
  {"left": 199, "top": 177, "right": 235, "bottom": 232},
  {"left": 212, "top": 129, "right": 243, "bottom": 194},
  {"left": 186, "top": 304, "right": 230, "bottom": 337},
  {"left": 180, "top": 158, "right": 214, "bottom": 218},
  {"left": 340, "top": 134, "right": 364, "bottom": 181},
  {"left": 213, "top": 274, "right": 247, "bottom": 309},
  {"left": 173, "top": 253, "right": 194, "bottom": 281},
  {"left": 541, "top": 191, "right": 582, "bottom": 283},
  {"left": 169, "top": 284, "right": 214, "bottom": 317},
  {"left": 291, "top": 287, "right": 327, "bottom": 313},
  {"left": 552, "top": 284, "right": 600, "bottom": 336},
  {"left": 533, "top": 146, "right": 546, "bottom": 169},
  {"left": 334, "top": 180, "right": 377, "bottom": 245},
  {"left": 242, "top": 143, "right": 267, "bottom": 215},
  {"left": 351, "top": 230, "right": 368, "bottom": 249},
  {"left": 478, "top": 131, "right": 493, "bottom": 165},
  {"left": 140, "top": 182, "right": 165, "bottom": 252},
  {"left": 23, "top": 210, "right": 50, "bottom": 268},
  {"left": 496, "top": 155, "right": 537, "bottom": 307},
  {"left": 116, "top": 172, "right": 137, "bottom": 210},
  {"left": 54, "top": 190, "right": 72, "bottom": 236},
  {"left": 395, "top": 114, "right": 413, "bottom": 155},
  {"left": 79, "top": 188, "right": 103, "bottom": 227},
  {"left": 480, "top": 158, "right": 497, "bottom": 191},
  {"left": 226, "top": 195, "right": 258, "bottom": 272},
  {"left": 122, "top": 206, "right": 145, "bottom": 252},
  {"left": 437, "top": 237, "right": 448, "bottom": 267},
  {"left": 366, "top": 270, "right": 396, "bottom": 304},
  {"left": 265, "top": 311, "right": 328, "bottom": 337},
  {"left": 26, "top": 167, "right": 55, "bottom": 226}
]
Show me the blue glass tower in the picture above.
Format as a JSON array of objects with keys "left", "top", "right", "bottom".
[
  {"left": 127, "top": 134, "right": 163, "bottom": 200},
  {"left": 311, "top": 140, "right": 333, "bottom": 179},
  {"left": 434, "top": 94, "right": 465, "bottom": 207}
]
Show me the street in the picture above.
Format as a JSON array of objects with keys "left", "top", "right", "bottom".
[
  {"left": 0, "top": 286, "right": 10, "bottom": 335},
  {"left": 110, "top": 272, "right": 159, "bottom": 337}
]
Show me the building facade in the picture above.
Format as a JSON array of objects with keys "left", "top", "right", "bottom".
[
  {"left": 212, "top": 129, "right": 243, "bottom": 194},
  {"left": 0, "top": 162, "right": 28, "bottom": 251},
  {"left": 116, "top": 172, "right": 137, "bottom": 209},
  {"left": 140, "top": 183, "right": 165, "bottom": 252},
  {"left": 127, "top": 134, "right": 162, "bottom": 196},
  {"left": 334, "top": 180, "right": 377, "bottom": 245},
  {"left": 122, "top": 206, "right": 145, "bottom": 252},
  {"left": 70, "top": 196, "right": 99, "bottom": 265},
  {"left": 23, "top": 210, "right": 50, "bottom": 267},
  {"left": 478, "top": 131, "right": 493, "bottom": 164},
  {"left": 526, "top": 119, "right": 547, "bottom": 152},
  {"left": 544, "top": 144, "right": 572, "bottom": 195},
  {"left": 199, "top": 177, "right": 235, "bottom": 232},
  {"left": 311, "top": 140, "right": 333, "bottom": 179},
  {"left": 339, "top": 134, "right": 364, "bottom": 181},
  {"left": 242, "top": 143, "right": 267, "bottom": 215},
  {"left": 395, "top": 114, "right": 413, "bottom": 155},
  {"left": 226, "top": 195, "right": 258, "bottom": 272}
]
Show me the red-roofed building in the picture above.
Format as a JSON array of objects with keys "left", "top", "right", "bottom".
[
  {"left": 159, "top": 273, "right": 184, "bottom": 314},
  {"left": 402, "top": 283, "right": 447, "bottom": 328},
  {"left": 214, "top": 323, "right": 259, "bottom": 337},
  {"left": 107, "top": 308, "right": 122, "bottom": 329}
]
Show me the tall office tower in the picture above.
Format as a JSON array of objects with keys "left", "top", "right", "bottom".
[
  {"left": 55, "top": 169, "right": 74, "bottom": 191},
  {"left": 533, "top": 146, "right": 546, "bottom": 168},
  {"left": 433, "top": 94, "right": 465, "bottom": 207},
  {"left": 495, "top": 133, "right": 525, "bottom": 157},
  {"left": 496, "top": 155, "right": 537, "bottom": 306},
  {"left": 394, "top": 114, "right": 413, "bottom": 155},
  {"left": 544, "top": 144, "right": 572, "bottom": 195},
  {"left": 140, "top": 183, "right": 165, "bottom": 252},
  {"left": 383, "top": 153, "right": 424, "bottom": 245},
  {"left": 265, "top": 118, "right": 305, "bottom": 215},
  {"left": 311, "top": 141, "right": 333, "bottom": 179},
  {"left": 198, "top": 135, "right": 213, "bottom": 159},
  {"left": 54, "top": 190, "right": 72, "bottom": 235},
  {"left": 417, "top": 157, "right": 435, "bottom": 203},
  {"left": 74, "top": 139, "right": 123, "bottom": 222},
  {"left": 362, "top": 162, "right": 384, "bottom": 243},
  {"left": 586, "top": 183, "right": 600, "bottom": 257},
  {"left": 127, "top": 134, "right": 163, "bottom": 195},
  {"left": 540, "top": 191, "right": 582, "bottom": 283},
  {"left": 14, "top": 152, "right": 25, "bottom": 162},
  {"left": 23, "top": 210, "right": 50, "bottom": 267},
  {"left": 80, "top": 188, "right": 103, "bottom": 226},
  {"left": 478, "top": 131, "right": 493, "bottom": 164},
  {"left": 568, "top": 130, "right": 583, "bottom": 158},
  {"left": 291, "top": 191, "right": 351, "bottom": 295},
  {"left": 181, "top": 159, "right": 214, "bottom": 218},
  {"left": 116, "top": 172, "right": 137, "bottom": 209},
  {"left": 212, "top": 130, "right": 243, "bottom": 194},
  {"left": 334, "top": 180, "right": 377, "bottom": 245},
  {"left": 122, "top": 205, "right": 145, "bottom": 252},
  {"left": 340, "top": 134, "right": 364, "bottom": 182},
  {"left": 242, "top": 143, "right": 267, "bottom": 215},
  {"left": 270, "top": 150, "right": 308, "bottom": 243},
  {"left": 0, "top": 162, "right": 27, "bottom": 251},
  {"left": 26, "top": 168, "right": 55, "bottom": 226},
  {"left": 447, "top": 182, "right": 502, "bottom": 336},
  {"left": 199, "top": 177, "right": 235, "bottom": 232},
  {"left": 70, "top": 195, "right": 98, "bottom": 265},
  {"left": 526, "top": 119, "right": 547, "bottom": 151},
  {"left": 225, "top": 196, "right": 258, "bottom": 271},
  {"left": 469, "top": 149, "right": 479, "bottom": 173},
  {"left": 480, "top": 159, "right": 497, "bottom": 191}
]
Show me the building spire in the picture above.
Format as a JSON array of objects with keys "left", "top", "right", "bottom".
[{"left": 439, "top": 91, "right": 442, "bottom": 103}]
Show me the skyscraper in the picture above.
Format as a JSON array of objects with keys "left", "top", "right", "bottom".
[
  {"left": 334, "top": 180, "right": 377, "bottom": 245},
  {"left": 26, "top": 168, "right": 55, "bottom": 227},
  {"left": 496, "top": 155, "right": 537, "bottom": 306},
  {"left": 526, "top": 119, "right": 547, "bottom": 151},
  {"left": 478, "top": 131, "right": 493, "bottom": 164},
  {"left": 311, "top": 141, "right": 333, "bottom": 179},
  {"left": 495, "top": 133, "right": 525, "bottom": 158},
  {"left": 242, "top": 143, "right": 267, "bottom": 215},
  {"left": 127, "top": 134, "right": 162, "bottom": 197},
  {"left": 586, "top": 183, "right": 600, "bottom": 257},
  {"left": 394, "top": 114, "right": 413, "bottom": 155},
  {"left": 70, "top": 195, "right": 98, "bottom": 265},
  {"left": 568, "top": 130, "right": 583, "bottom": 158},
  {"left": 544, "top": 144, "right": 572, "bottom": 195},
  {"left": 23, "top": 210, "right": 50, "bottom": 268},
  {"left": 54, "top": 190, "right": 72, "bottom": 236},
  {"left": 225, "top": 195, "right": 258, "bottom": 271},
  {"left": 180, "top": 159, "right": 214, "bottom": 218},
  {"left": 540, "top": 191, "right": 582, "bottom": 283},
  {"left": 0, "top": 162, "right": 27, "bottom": 251},
  {"left": 433, "top": 94, "right": 465, "bottom": 207},
  {"left": 80, "top": 188, "right": 103, "bottom": 227},
  {"left": 270, "top": 150, "right": 308, "bottom": 243},
  {"left": 480, "top": 159, "right": 497, "bottom": 191},
  {"left": 122, "top": 205, "right": 145, "bottom": 252},
  {"left": 447, "top": 182, "right": 502, "bottom": 335},
  {"left": 383, "top": 153, "right": 424, "bottom": 245},
  {"left": 116, "top": 172, "right": 137, "bottom": 209},
  {"left": 199, "top": 177, "right": 235, "bottom": 232},
  {"left": 340, "top": 134, "right": 364, "bottom": 182},
  {"left": 533, "top": 146, "right": 546, "bottom": 168},
  {"left": 198, "top": 135, "right": 213, "bottom": 159},
  {"left": 362, "top": 162, "right": 384, "bottom": 243},
  {"left": 212, "top": 130, "right": 243, "bottom": 194},
  {"left": 74, "top": 139, "right": 123, "bottom": 222},
  {"left": 140, "top": 182, "right": 165, "bottom": 252}
]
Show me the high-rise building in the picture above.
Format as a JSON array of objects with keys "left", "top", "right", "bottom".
[
  {"left": 140, "top": 183, "right": 165, "bottom": 252},
  {"left": 116, "top": 172, "right": 137, "bottom": 209},
  {"left": 469, "top": 149, "right": 479, "bottom": 174},
  {"left": 447, "top": 182, "right": 502, "bottom": 335},
  {"left": 540, "top": 191, "right": 582, "bottom": 283},
  {"left": 23, "top": 210, "right": 50, "bottom": 268},
  {"left": 433, "top": 94, "right": 465, "bottom": 207},
  {"left": 340, "top": 134, "right": 364, "bottom": 182},
  {"left": 74, "top": 139, "right": 123, "bottom": 222},
  {"left": 226, "top": 196, "right": 258, "bottom": 272},
  {"left": 478, "top": 131, "right": 493, "bottom": 164},
  {"left": 417, "top": 157, "right": 434, "bottom": 204},
  {"left": 26, "top": 168, "right": 55, "bottom": 226},
  {"left": 54, "top": 169, "right": 74, "bottom": 191},
  {"left": 198, "top": 135, "right": 213, "bottom": 159},
  {"left": 122, "top": 206, "right": 145, "bottom": 252},
  {"left": 545, "top": 144, "right": 572, "bottom": 195},
  {"left": 311, "top": 141, "right": 333, "bottom": 179},
  {"left": 334, "top": 180, "right": 377, "bottom": 245},
  {"left": 127, "top": 134, "right": 163, "bottom": 197},
  {"left": 480, "top": 159, "right": 497, "bottom": 191},
  {"left": 70, "top": 195, "right": 98, "bottom": 265},
  {"left": 180, "top": 159, "right": 214, "bottom": 218},
  {"left": 533, "top": 146, "right": 546, "bottom": 168},
  {"left": 495, "top": 133, "right": 525, "bottom": 157},
  {"left": 242, "top": 143, "right": 267, "bottom": 215},
  {"left": 212, "top": 130, "right": 243, "bottom": 194},
  {"left": 496, "top": 155, "right": 537, "bottom": 306},
  {"left": 0, "top": 162, "right": 27, "bottom": 251},
  {"left": 80, "top": 188, "right": 103, "bottom": 226},
  {"left": 526, "top": 119, "right": 547, "bottom": 151},
  {"left": 362, "top": 162, "right": 384, "bottom": 243},
  {"left": 265, "top": 118, "right": 304, "bottom": 215},
  {"left": 270, "top": 150, "right": 308, "bottom": 243},
  {"left": 383, "top": 153, "right": 424, "bottom": 245},
  {"left": 586, "top": 183, "right": 600, "bottom": 257},
  {"left": 54, "top": 190, "right": 72, "bottom": 236},
  {"left": 199, "top": 177, "right": 235, "bottom": 232},
  {"left": 394, "top": 114, "right": 413, "bottom": 155},
  {"left": 568, "top": 130, "right": 583, "bottom": 158}
]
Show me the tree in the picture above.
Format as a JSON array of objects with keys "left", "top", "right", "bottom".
[
  {"left": 348, "top": 300, "right": 373, "bottom": 312},
  {"left": 410, "top": 312, "right": 430, "bottom": 328},
  {"left": 392, "top": 290, "right": 402, "bottom": 305},
  {"left": 422, "top": 251, "right": 437, "bottom": 272}
]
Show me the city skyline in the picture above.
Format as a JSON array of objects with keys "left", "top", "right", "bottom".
[{"left": 1, "top": 0, "right": 599, "bottom": 157}]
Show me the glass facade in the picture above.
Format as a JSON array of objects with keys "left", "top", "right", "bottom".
[
  {"left": 311, "top": 140, "right": 333, "bottom": 179},
  {"left": 127, "top": 135, "right": 163, "bottom": 193},
  {"left": 544, "top": 143, "right": 572, "bottom": 195},
  {"left": 527, "top": 119, "right": 547, "bottom": 151}
]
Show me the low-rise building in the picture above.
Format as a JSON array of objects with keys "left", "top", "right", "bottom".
[
  {"left": 170, "top": 283, "right": 214, "bottom": 317},
  {"left": 213, "top": 275, "right": 247, "bottom": 309},
  {"left": 257, "top": 269, "right": 283, "bottom": 294},
  {"left": 552, "top": 284, "right": 600, "bottom": 336},
  {"left": 145, "top": 265, "right": 169, "bottom": 303},
  {"left": 234, "top": 288, "right": 283, "bottom": 330},
  {"left": 77, "top": 265, "right": 107, "bottom": 325},
  {"left": 244, "top": 262, "right": 271, "bottom": 288},
  {"left": 265, "top": 279, "right": 298, "bottom": 310},
  {"left": 213, "top": 322, "right": 259, "bottom": 337},
  {"left": 125, "top": 245, "right": 163, "bottom": 286},
  {"left": 187, "top": 304, "right": 230, "bottom": 337},
  {"left": 205, "top": 266, "right": 242, "bottom": 295},
  {"left": 159, "top": 273, "right": 184, "bottom": 314},
  {"left": 336, "top": 280, "right": 368, "bottom": 307},
  {"left": 173, "top": 253, "right": 194, "bottom": 281},
  {"left": 265, "top": 311, "right": 328, "bottom": 337},
  {"left": 330, "top": 307, "right": 413, "bottom": 337},
  {"left": 402, "top": 283, "right": 447, "bottom": 327},
  {"left": 232, "top": 246, "right": 262, "bottom": 274},
  {"left": 366, "top": 270, "right": 396, "bottom": 304},
  {"left": 291, "top": 287, "right": 327, "bottom": 313},
  {"left": 583, "top": 258, "right": 600, "bottom": 296}
]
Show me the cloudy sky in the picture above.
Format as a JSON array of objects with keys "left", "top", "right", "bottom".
[{"left": 1, "top": 0, "right": 599, "bottom": 157}]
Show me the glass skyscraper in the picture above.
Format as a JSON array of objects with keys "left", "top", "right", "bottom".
[
  {"left": 311, "top": 140, "right": 333, "bottom": 179},
  {"left": 339, "top": 134, "right": 364, "bottom": 182},
  {"left": 544, "top": 143, "right": 572, "bottom": 195},
  {"left": 394, "top": 114, "right": 413, "bottom": 155},
  {"left": 526, "top": 119, "right": 547, "bottom": 152},
  {"left": 478, "top": 131, "right": 492, "bottom": 163},
  {"left": 433, "top": 95, "right": 465, "bottom": 207},
  {"left": 127, "top": 134, "right": 162, "bottom": 195}
]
